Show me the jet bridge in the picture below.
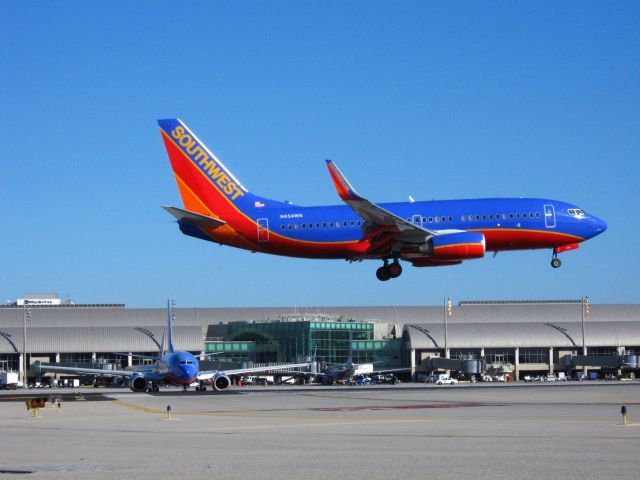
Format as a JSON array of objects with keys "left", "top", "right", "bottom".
[
  {"left": 425, "top": 356, "right": 485, "bottom": 374},
  {"left": 559, "top": 355, "right": 640, "bottom": 371}
]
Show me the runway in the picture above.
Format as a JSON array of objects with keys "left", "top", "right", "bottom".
[{"left": 1, "top": 382, "right": 638, "bottom": 479}]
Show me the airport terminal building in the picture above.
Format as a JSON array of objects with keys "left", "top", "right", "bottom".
[{"left": 1, "top": 294, "right": 639, "bottom": 383}]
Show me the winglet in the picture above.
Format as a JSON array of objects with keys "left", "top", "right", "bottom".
[{"left": 325, "top": 160, "right": 364, "bottom": 201}]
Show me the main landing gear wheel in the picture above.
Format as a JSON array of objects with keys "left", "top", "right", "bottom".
[
  {"left": 376, "top": 266, "right": 391, "bottom": 281},
  {"left": 376, "top": 260, "right": 402, "bottom": 281},
  {"left": 388, "top": 262, "right": 402, "bottom": 278}
]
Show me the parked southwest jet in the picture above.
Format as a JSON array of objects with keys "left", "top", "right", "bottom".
[
  {"left": 37, "top": 301, "right": 310, "bottom": 392},
  {"left": 313, "top": 334, "right": 410, "bottom": 385},
  {"left": 158, "top": 119, "right": 607, "bottom": 281}
]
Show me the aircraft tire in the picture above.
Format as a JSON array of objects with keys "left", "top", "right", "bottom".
[
  {"left": 376, "top": 266, "right": 391, "bottom": 281},
  {"left": 388, "top": 262, "right": 402, "bottom": 278},
  {"left": 551, "top": 258, "right": 561, "bottom": 268}
]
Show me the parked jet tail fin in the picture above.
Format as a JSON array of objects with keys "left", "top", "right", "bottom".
[
  {"left": 346, "top": 330, "right": 354, "bottom": 366},
  {"left": 167, "top": 299, "right": 175, "bottom": 354}
]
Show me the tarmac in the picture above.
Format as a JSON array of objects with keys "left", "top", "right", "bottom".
[{"left": 1, "top": 382, "right": 639, "bottom": 479}]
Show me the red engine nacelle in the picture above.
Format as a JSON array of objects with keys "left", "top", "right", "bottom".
[
  {"left": 413, "top": 232, "right": 486, "bottom": 266},
  {"left": 210, "top": 373, "right": 231, "bottom": 391}
]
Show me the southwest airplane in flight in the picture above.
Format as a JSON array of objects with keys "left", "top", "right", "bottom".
[
  {"left": 158, "top": 119, "right": 607, "bottom": 281},
  {"left": 37, "top": 301, "right": 310, "bottom": 392}
]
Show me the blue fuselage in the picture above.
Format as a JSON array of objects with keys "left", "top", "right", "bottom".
[{"left": 235, "top": 197, "right": 606, "bottom": 258}]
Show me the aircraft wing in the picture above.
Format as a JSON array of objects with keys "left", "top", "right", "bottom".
[
  {"left": 325, "top": 160, "right": 437, "bottom": 248},
  {"left": 197, "top": 362, "right": 311, "bottom": 380},
  {"left": 35, "top": 362, "right": 136, "bottom": 378},
  {"left": 201, "top": 352, "right": 224, "bottom": 358},
  {"left": 306, "top": 370, "right": 342, "bottom": 377},
  {"left": 162, "top": 205, "right": 226, "bottom": 229},
  {"left": 367, "top": 367, "right": 412, "bottom": 375},
  {"left": 113, "top": 352, "right": 159, "bottom": 361},
  {"left": 36, "top": 362, "right": 166, "bottom": 382}
]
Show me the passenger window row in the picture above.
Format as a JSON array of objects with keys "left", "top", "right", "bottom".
[
  {"left": 280, "top": 220, "right": 364, "bottom": 230},
  {"left": 408, "top": 212, "right": 542, "bottom": 224},
  {"left": 460, "top": 212, "right": 541, "bottom": 222},
  {"left": 408, "top": 216, "right": 453, "bottom": 224},
  {"left": 279, "top": 211, "right": 542, "bottom": 230}
]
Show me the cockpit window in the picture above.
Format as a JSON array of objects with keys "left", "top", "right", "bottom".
[{"left": 568, "top": 209, "right": 586, "bottom": 217}]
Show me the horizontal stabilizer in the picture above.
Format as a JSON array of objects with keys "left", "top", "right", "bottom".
[{"left": 162, "top": 206, "right": 226, "bottom": 229}]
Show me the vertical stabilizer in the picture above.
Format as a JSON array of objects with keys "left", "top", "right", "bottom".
[
  {"left": 158, "top": 119, "right": 283, "bottom": 217},
  {"left": 159, "top": 332, "right": 166, "bottom": 356},
  {"left": 346, "top": 331, "right": 353, "bottom": 366}
]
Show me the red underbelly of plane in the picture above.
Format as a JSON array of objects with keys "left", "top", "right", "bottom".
[
  {"left": 257, "top": 237, "right": 368, "bottom": 258},
  {"left": 210, "top": 227, "right": 583, "bottom": 259},
  {"left": 480, "top": 229, "right": 582, "bottom": 251}
]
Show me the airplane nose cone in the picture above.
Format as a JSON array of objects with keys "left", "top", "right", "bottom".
[
  {"left": 180, "top": 365, "right": 196, "bottom": 382},
  {"left": 589, "top": 216, "right": 607, "bottom": 236}
]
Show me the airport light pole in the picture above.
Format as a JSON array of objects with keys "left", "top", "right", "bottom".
[
  {"left": 22, "top": 301, "right": 31, "bottom": 385},
  {"left": 444, "top": 298, "right": 452, "bottom": 359},
  {"left": 581, "top": 296, "right": 589, "bottom": 378}
]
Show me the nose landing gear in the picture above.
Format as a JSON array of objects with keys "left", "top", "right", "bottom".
[
  {"left": 551, "top": 243, "right": 580, "bottom": 268},
  {"left": 376, "top": 259, "right": 402, "bottom": 281}
]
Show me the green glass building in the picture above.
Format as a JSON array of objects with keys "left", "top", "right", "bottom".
[
  {"left": 204, "top": 318, "right": 402, "bottom": 367},
  {"left": 203, "top": 340, "right": 255, "bottom": 363}
]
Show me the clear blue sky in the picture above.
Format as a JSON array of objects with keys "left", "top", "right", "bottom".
[{"left": 1, "top": 2, "right": 638, "bottom": 308}]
